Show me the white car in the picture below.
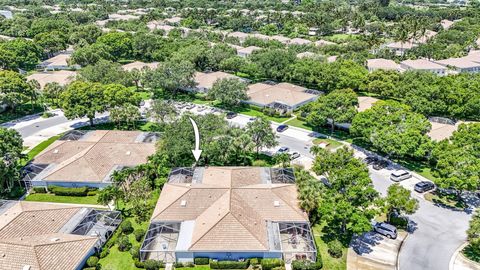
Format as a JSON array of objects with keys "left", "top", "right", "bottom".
[{"left": 390, "top": 170, "right": 412, "bottom": 182}]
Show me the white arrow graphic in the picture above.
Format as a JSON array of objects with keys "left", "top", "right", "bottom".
[{"left": 189, "top": 117, "right": 202, "bottom": 161}]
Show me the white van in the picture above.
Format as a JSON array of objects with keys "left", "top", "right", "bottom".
[{"left": 390, "top": 170, "right": 412, "bottom": 182}]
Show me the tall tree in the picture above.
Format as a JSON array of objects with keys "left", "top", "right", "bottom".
[
  {"left": 143, "top": 60, "right": 196, "bottom": 96},
  {"left": 60, "top": 81, "right": 106, "bottom": 126},
  {"left": 246, "top": 117, "right": 278, "bottom": 155},
  {"left": 384, "top": 184, "right": 419, "bottom": 222},
  {"left": 148, "top": 99, "right": 178, "bottom": 123},
  {"left": 0, "top": 70, "right": 32, "bottom": 112},
  {"left": 0, "top": 128, "right": 24, "bottom": 193},
  {"left": 307, "top": 88, "right": 358, "bottom": 134},
  {"left": 351, "top": 100, "right": 432, "bottom": 159},
  {"left": 207, "top": 78, "right": 248, "bottom": 108}
]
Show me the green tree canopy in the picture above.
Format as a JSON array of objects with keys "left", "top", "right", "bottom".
[
  {"left": 0, "top": 128, "right": 24, "bottom": 194},
  {"left": 60, "top": 81, "right": 106, "bottom": 126},
  {"left": 207, "top": 78, "right": 248, "bottom": 108},
  {"left": 0, "top": 70, "right": 32, "bottom": 112}
]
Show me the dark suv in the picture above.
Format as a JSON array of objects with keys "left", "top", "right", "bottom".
[
  {"left": 414, "top": 181, "right": 435, "bottom": 193},
  {"left": 226, "top": 112, "right": 237, "bottom": 119}
]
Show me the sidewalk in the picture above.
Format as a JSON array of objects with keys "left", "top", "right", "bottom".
[{"left": 450, "top": 243, "right": 480, "bottom": 270}]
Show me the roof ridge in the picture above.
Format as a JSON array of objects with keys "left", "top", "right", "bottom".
[
  {"left": 189, "top": 205, "right": 231, "bottom": 249},
  {"left": 229, "top": 204, "right": 268, "bottom": 250},
  {"left": 271, "top": 186, "right": 306, "bottom": 218},
  {"left": 41, "top": 143, "right": 96, "bottom": 178},
  {"left": 34, "top": 235, "right": 97, "bottom": 248},
  {"left": 151, "top": 186, "right": 190, "bottom": 220}
]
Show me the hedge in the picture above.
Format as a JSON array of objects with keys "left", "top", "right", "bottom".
[
  {"left": 194, "top": 257, "right": 210, "bottom": 265},
  {"left": 33, "top": 187, "right": 47, "bottom": 193},
  {"left": 86, "top": 256, "right": 99, "bottom": 267},
  {"left": 210, "top": 260, "right": 249, "bottom": 269},
  {"left": 261, "top": 258, "right": 284, "bottom": 270},
  {"left": 144, "top": 259, "right": 165, "bottom": 270},
  {"left": 291, "top": 260, "right": 322, "bottom": 270},
  {"left": 49, "top": 186, "right": 89, "bottom": 196}
]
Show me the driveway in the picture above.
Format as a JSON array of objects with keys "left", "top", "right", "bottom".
[{"left": 348, "top": 231, "right": 408, "bottom": 270}]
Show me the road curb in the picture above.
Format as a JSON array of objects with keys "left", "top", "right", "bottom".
[
  {"left": 396, "top": 232, "right": 409, "bottom": 270},
  {"left": 449, "top": 242, "right": 469, "bottom": 270}
]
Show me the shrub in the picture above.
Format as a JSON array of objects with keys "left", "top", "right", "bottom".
[
  {"left": 174, "top": 262, "right": 184, "bottom": 268},
  {"left": 33, "top": 187, "right": 47, "bottom": 193},
  {"left": 291, "top": 260, "right": 322, "bottom": 270},
  {"left": 389, "top": 215, "right": 408, "bottom": 229},
  {"left": 194, "top": 257, "right": 210, "bottom": 265},
  {"left": 134, "top": 259, "right": 145, "bottom": 268},
  {"left": 134, "top": 229, "right": 146, "bottom": 242},
  {"left": 86, "top": 256, "right": 99, "bottom": 267},
  {"left": 120, "top": 220, "right": 134, "bottom": 234},
  {"left": 49, "top": 185, "right": 88, "bottom": 196},
  {"left": 250, "top": 258, "right": 261, "bottom": 265},
  {"left": 261, "top": 258, "right": 284, "bottom": 270},
  {"left": 144, "top": 259, "right": 164, "bottom": 270},
  {"left": 116, "top": 235, "right": 131, "bottom": 252},
  {"left": 210, "top": 260, "right": 250, "bottom": 269},
  {"left": 130, "top": 246, "right": 140, "bottom": 259},
  {"left": 99, "top": 248, "right": 110, "bottom": 258},
  {"left": 184, "top": 262, "right": 195, "bottom": 268},
  {"left": 252, "top": 160, "right": 268, "bottom": 166},
  {"left": 327, "top": 240, "right": 343, "bottom": 258},
  {"left": 87, "top": 190, "right": 98, "bottom": 196}
]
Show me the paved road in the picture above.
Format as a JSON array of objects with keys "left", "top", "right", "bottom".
[{"left": 369, "top": 167, "right": 471, "bottom": 270}]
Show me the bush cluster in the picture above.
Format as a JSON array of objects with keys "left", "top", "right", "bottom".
[
  {"left": 291, "top": 260, "right": 323, "bottom": 270},
  {"left": 49, "top": 186, "right": 89, "bottom": 196},
  {"left": 144, "top": 259, "right": 165, "bottom": 270},
  {"left": 194, "top": 257, "right": 210, "bottom": 265},
  {"left": 116, "top": 235, "right": 131, "bottom": 251},
  {"left": 210, "top": 260, "right": 250, "bottom": 269},
  {"left": 120, "top": 220, "right": 134, "bottom": 234},
  {"left": 260, "top": 258, "right": 284, "bottom": 270},
  {"left": 327, "top": 240, "right": 343, "bottom": 258},
  {"left": 134, "top": 228, "right": 146, "bottom": 242},
  {"left": 86, "top": 256, "right": 99, "bottom": 267},
  {"left": 32, "top": 187, "right": 47, "bottom": 193},
  {"left": 99, "top": 248, "right": 109, "bottom": 258}
]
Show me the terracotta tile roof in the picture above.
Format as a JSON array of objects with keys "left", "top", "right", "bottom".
[
  {"left": 0, "top": 201, "right": 99, "bottom": 270},
  {"left": 435, "top": 57, "right": 480, "bottom": 69},
  {"left": 357, "top": 96, "right": 380, "bottom": 112},
  {"left": 367, "top": 59, "right": 399, "bottom": 70},
  {"left": 122, "top": 61, "right": 159, "bottom": 71},
  {"left": 246, "top": 82, "right": 317, "bottom": 107},
  {"left": 31, "top": 130, "right": 156, "bottom": 183},
  {"left": 401, "top": 59, "right": 447, "bottom": 70},
  {"left": 27, "top": 70, "right": 77, "bottom": 89},
  {"left": 150, "top": 167, "right": 308, "bottom": 251},
  {"left": 194, "top": 72, "right": 241, "bottom": 90}
]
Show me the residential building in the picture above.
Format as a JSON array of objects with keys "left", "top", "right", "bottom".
[
  {"left": 0, "top": 34, "right": 14, "bottom": 41},
  {"left": 0, "top": 200, "right": 121, "bottom": 270},
  {"left": 384, "top": 41, "right": 417, "bottom": 56},
  {"left": 23, "top": 130, "right": 157, "bottom": 188},
  {"left": 314, "top": 40, "right": 336, "bottom": 47},
  {"left": 289, "top": 38, "right": 312, "bottom": 46},
  {"left": 367, "top": 59, "right": 399, "bottom": 72},
  {"left": 269, "top": 35, "right": 291, "bottom": 44},
  {"left": 327, "top": 55, "right": 338, "bottom": 63},
  {"left": 193, "top": 72, "right": 244, "bottom": 93},
  {"left": 400, "top": 59, "right": 447, "bottom": 75},
  {"left": 434, "top": 57, "right": 480, "bottom": 73},
  {"left": 357, "top": 96, "right": 380, "bottom": 112},
  {"left": 36, "top": 53, "right": 80, "bottom": 71},
  {"left": 245, "top": 82, "right": 319, "bottom": 112},
  {"left": 426, "top": 117, "right": 476, "bottom": 141},
  {"left": 27, "top": 70, "right": 77, "bottom": 89},
  {"left": 237, "top": 46, "right": 261, "bottom": 58},
  {"left": 296, "top": 52, "right": 316, "bottom": 59},
  {"left": 250, "top": 33, "right": 270, "bottom": 41},
  {"left": 0, "top": 10, "right": 12, "bottom": 19},
  {"left": 122, "top": 61, "right": 159, "bottom": 72},
  {"left": 440, "top": 19, "right": 454, "bottom": 30},
  {"left": 140, "top": 167, "right": 317, "bottom": 263},
  {"left": 227, "top": 31, "right": 250, "bottom": 42}
]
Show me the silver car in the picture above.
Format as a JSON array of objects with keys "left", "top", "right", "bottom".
[
  {"left": 374, "top": 222, "right": 397, "bottom": 239},
  {"left": 390, "top": 170, "right": 412, "bottom": 182}
]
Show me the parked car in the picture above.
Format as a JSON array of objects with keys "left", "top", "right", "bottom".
[
  {"left": 390, "top": 170, "right": 412, "bottom": 182},
  {"left": 414, "top": 181, "right": 435, "bottom": 193},
  {"left": 364, "top": 156, "right": 379, "bottom": 165},
  {"left": 185, "top": 104, "right": 195, "bottom": 110},
  {"left": 290, "top": 152, "right": 300, "bottom": 160},
  {"left": 249, "top": 117, "right": 256, "bottom": 121},
  {"left": 372, "top": 160, "right": 389, "bottom": 170},
  {"left": 226, "top": 112, "right": 237, "bottom": 119},
  {"left": 276, "top": 124, "right": 289, "bottom": 132},
  {"left": 373, "top": 222, "right": 397, "bottom": 239},
  {"left": 277, "top": 146, "right": 289, "bottom": 154}
]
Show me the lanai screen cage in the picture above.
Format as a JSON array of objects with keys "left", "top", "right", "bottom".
[
  {"left": 70, "top": 209, "right": 122, "bottom": 246},
  {"left": 140, "top": 222, "right": 181, "bottom": 262},
  {"left": 21, "top": 164, "right": 49, "bottom": 181},
  {"left": 278, "top": 222, "right": 317, "bottom": 263},
  {"left": 168, "top": 167, "right": 195, "bottom": 184},
  {"left": 59, "top": 130, "right": 88, "bottom": 141},
  {"left": 271, "top": 168, "right": 295, "bottom": 184},
  {"left": 268, "top": 102, "right": 289, "bottom": 114}
]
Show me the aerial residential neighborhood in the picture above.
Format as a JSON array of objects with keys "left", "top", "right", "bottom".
[{"left": 1, "top": 0, "right": 480, "bottom": 270}]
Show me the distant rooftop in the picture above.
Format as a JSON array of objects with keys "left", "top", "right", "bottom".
[
  {"left": 122, "top": 61, "right": 159, "bottom": 71},
  {"left": 27, "top": 70, "right": 77, "bottom": 89},
  {"left": 401, "top": 59, "right": 447, "bottom": 70},
  {"left": 367, "top": 58, "right": 399, "bottom": 70}
]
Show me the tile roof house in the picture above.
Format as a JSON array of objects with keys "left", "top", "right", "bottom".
[
  {"left": 385, "top": 41, "right": 417, "bottom": 56},
  {"left": 269, "top": 35, "right": 291, "bottom": 44},
  {"left": 237, "top": 46, "right": 261, "bottom": 57},
  {"left": 245, "top": 82, "right": 319, "bottom": 112},
  {"left": 0, "top": 200, "right": 120, "bottom": 270},
  {"left": 434, "top": 57, "right": 480, "bottom": 73},
  {"left": 357, "top": 96, "right": 380, "bottom": 112},
  {"left": 367, "top": 58, "right": 399, "bottom": 72},
  {"left": 314, "top": 40, "right": 336, "bottom": 47},
  {"left": 24, "top": 130, "right": 157, "bottom": 188},
  {"left": 227, "top": 31, "right": 250, "bottom": 42},
  {"left": 122, "top": 61, "right": 159, "bottom": 71},
  {"left": 440, "top": 19, "right": 454, "bottom": 30},
  {"left": 192, "top": 72, "right": 244, "bottom": 93},
  {"left": 296, "top": 52, "right": 316, "bottom": 59},
  {"left": 289, "top": 38, "right": 312, "bottom": 46},
  {"left": 27, "top": 70, "right": 77, "bottom": 89},
  {"left": 36, "top": 53, "right": 80, "bottom": 71},
  {"left": 400, "top": 59, "right": 447, "bottom": 76},
  {"left": 140, "top": 167, "right": 316, "bottom": 263}
]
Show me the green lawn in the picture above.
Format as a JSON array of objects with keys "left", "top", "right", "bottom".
[
  {"left": 285, "top": 117, "right": 314, "bottom": 131},
  {"left": 312, "top": 223, "right": 347, "bottom": 270},
  {"left": 313, "top": 138, "right": 344, "bottom": 150},
  {"left": 232, "top": 107, "right": 292, "bottom": 123},
  {"left": 395, "top": 159, "right": 438, "bottom": 181},
  {"left": 177, "top": 266, "right": 210, "bottom": 270},
  {"left": 23, "top": 135, "right": 61, "bottom": 164},
  {"left": 25, "top": 193, "right": 100, "bottom": 205}
]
